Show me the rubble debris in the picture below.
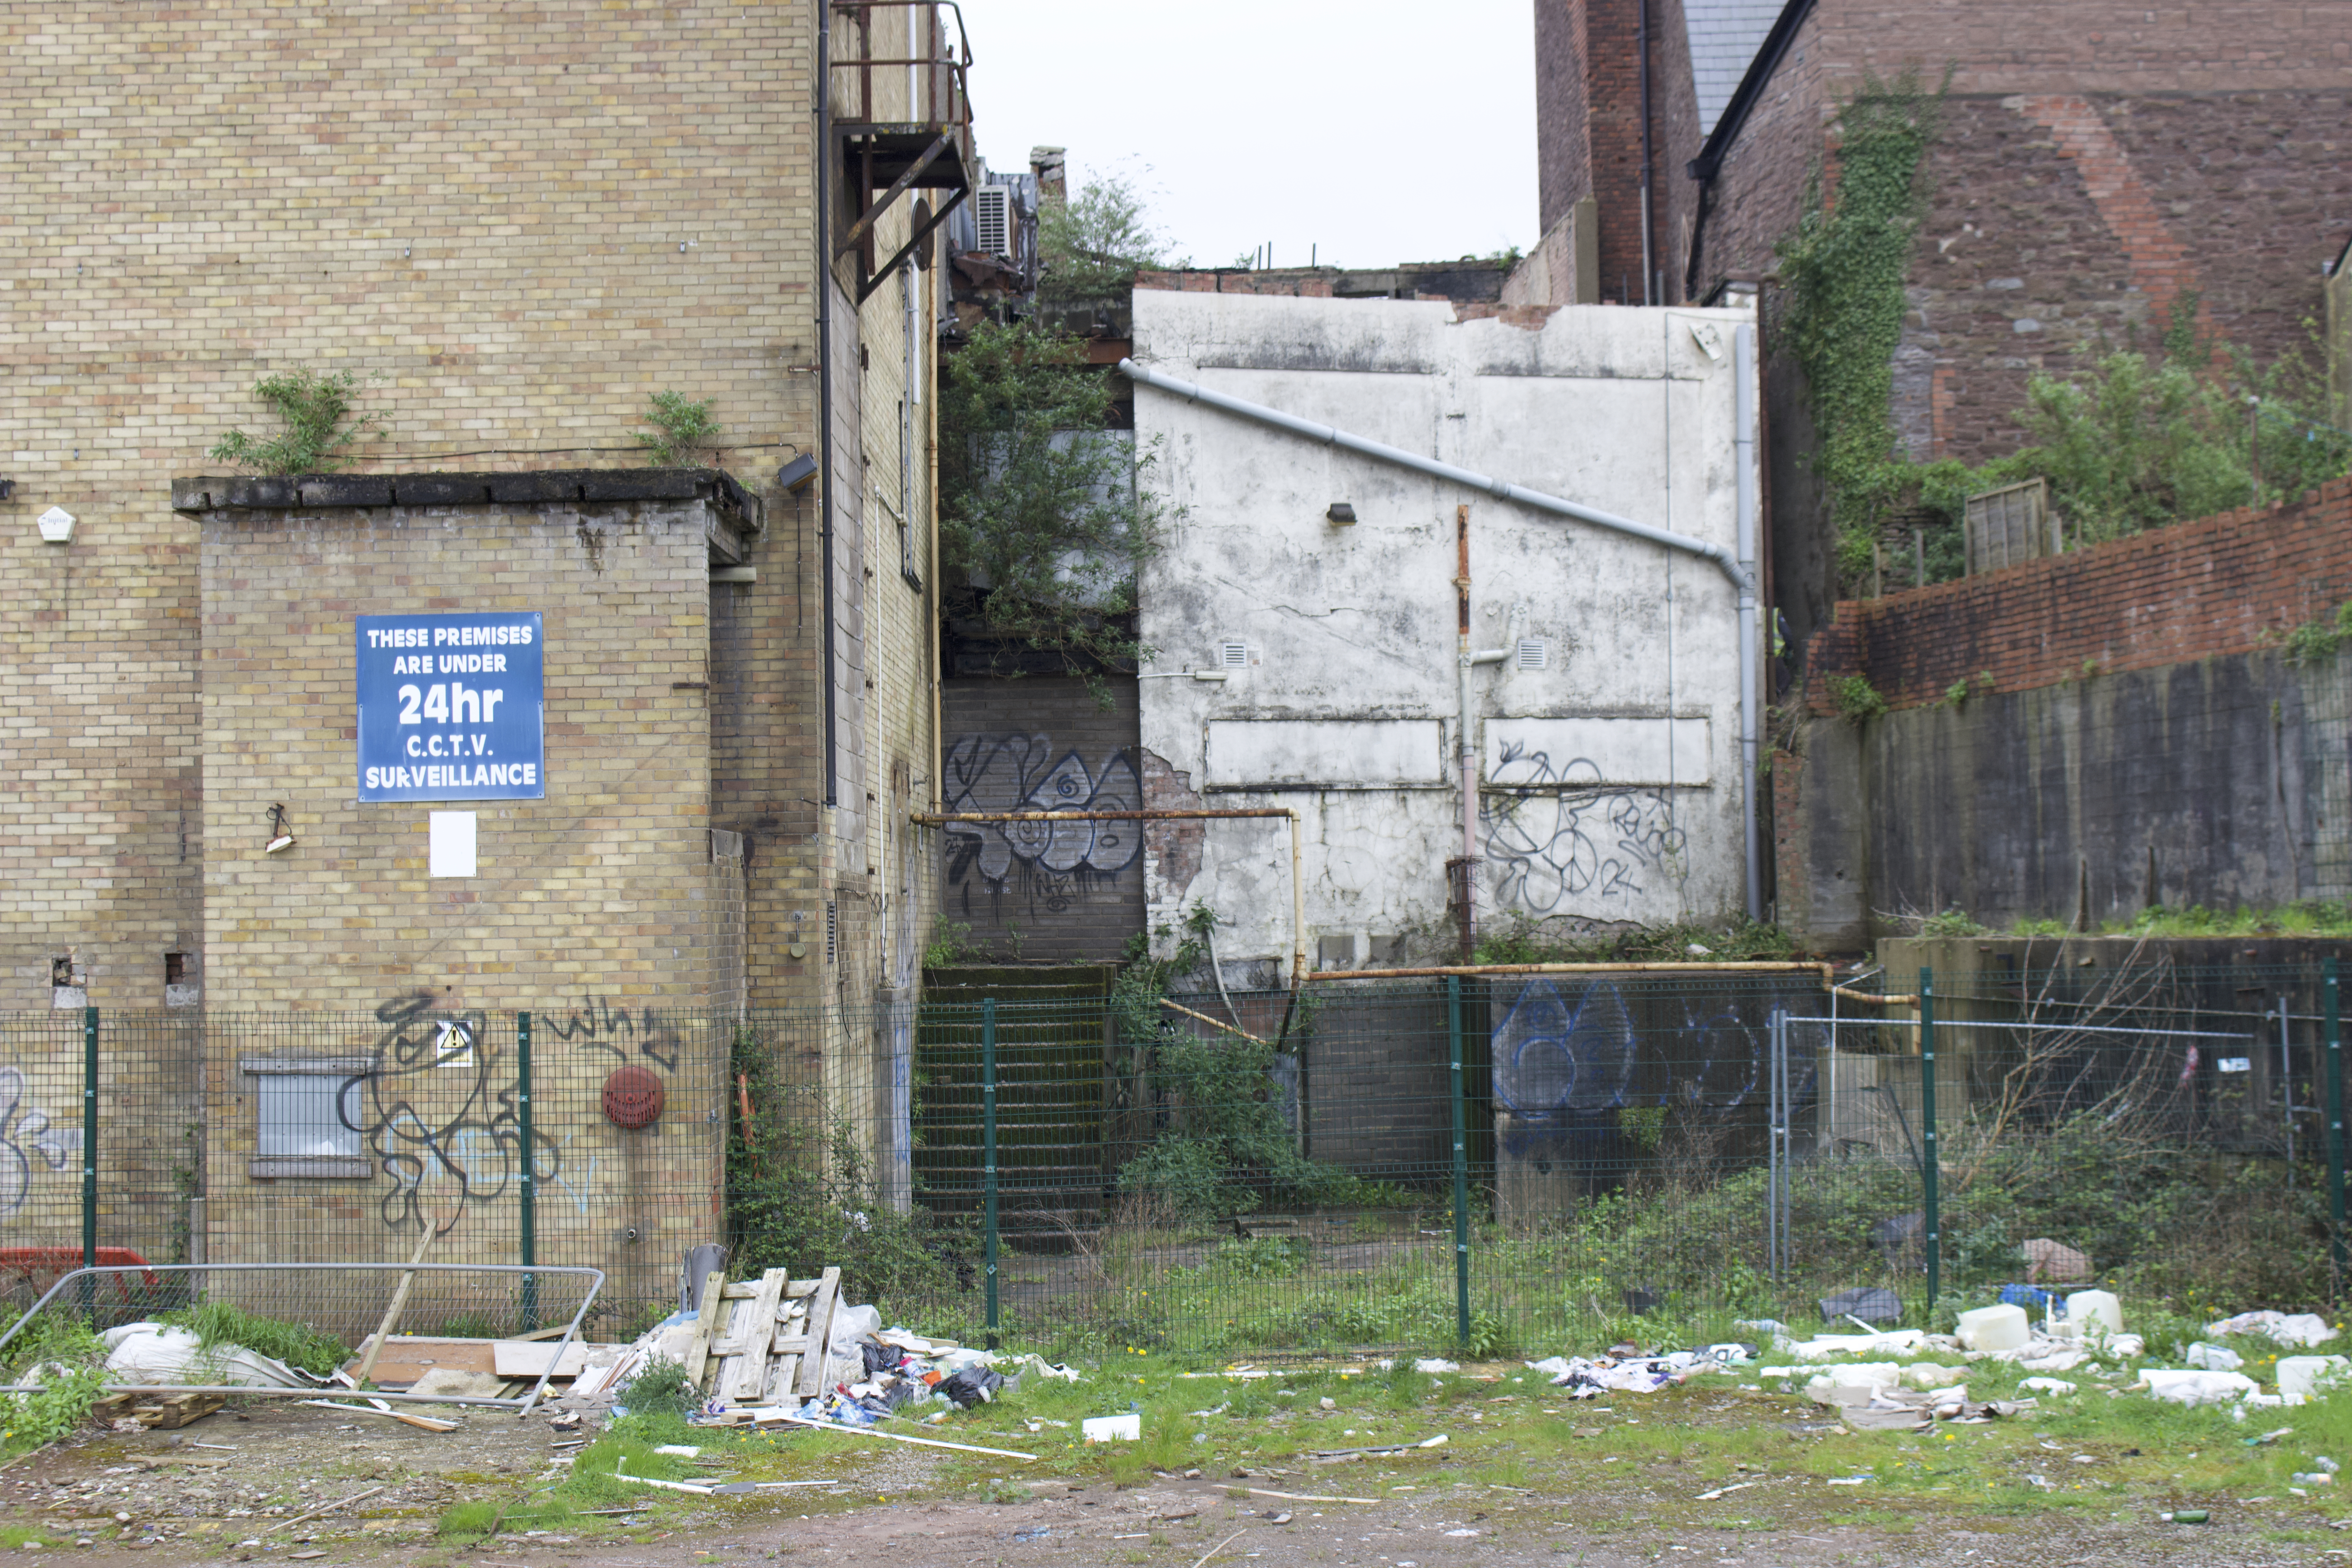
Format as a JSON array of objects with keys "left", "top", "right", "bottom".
[
  {"left": 2282, "top": 1359, "right": 2352, "bottom": 1402},
  {"left": 90, "top": 1392, "right": 223, "bottom": 1430},
  {"left": 1528, "top": 1347, "right": 1746, "bottom": 1397},
  {"left": 2185, "top": 1343, "right": 2245, "bottom": 1371},
  {"left": 1084, "top": 1414, "right": 1142, "bottom": 1443},
  {"left": 263, "top": 1485, "right": 383, "bottom": 1534}
]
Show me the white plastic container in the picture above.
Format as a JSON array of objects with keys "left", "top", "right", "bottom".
[
  {"left": 2144, "top": 1368, "right": 2259, "bottom": 1406},
  {"left": 1955, "top": 1303, "right": 2030, "bottom": 1352},
  {"left": 1083, "top": 1413, "right": 1141, "bottom": 1442},
  {"left": 2278, "top": 1354, "right": 2352, "bottom": 1404},
  {"left": 2066, "top": 1289, "right": 2123, "bottom": 1338},
  {"left": 1803, "top": 1362, "right": 1905, "bottom": 1406}
]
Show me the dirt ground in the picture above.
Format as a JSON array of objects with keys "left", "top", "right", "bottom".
[{"left": 7, "top": 1379, "right": 2347, "bottom": 1568}]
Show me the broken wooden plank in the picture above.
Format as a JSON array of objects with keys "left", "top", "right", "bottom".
[
  {"left": 682, "top": 1269, "right": 727, "bottom": 1391},
  {"left": 299, "top": 1399, "right": 460, "bottom": 1433},
  {"left": 794, "top": 1267, "right": 840, "bottom": 1399}
]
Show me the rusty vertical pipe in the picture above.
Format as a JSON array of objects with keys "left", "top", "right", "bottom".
[{"left": 1455, "top": 505, "right": 1476, "bottom": 960}]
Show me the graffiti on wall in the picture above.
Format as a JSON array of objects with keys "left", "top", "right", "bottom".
[
  {"left": 540, "top": 995, "right": 682, "bottom": 1071},
  {"left": 1481, "top": 743, "right": 1686, "bottom": 911},
  {"left": 0, "top": 1068, "right": 73, "bottom": 1216},
  {"left": 943, "top": 733, "right": 1142, "bottom": 919},
  {"left": 363, "top": 994, "right": 536, "bottom": 1233},
  {"left": 1490, "top": 979, "right": 1813, "bottom": 1156}
]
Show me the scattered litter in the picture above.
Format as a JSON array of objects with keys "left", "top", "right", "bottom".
[
  {"left": 2280, "top": 1357, "right": 2352, "bottom": 1404},
  {"left": 2246, "top": 1427, "right": 2297, "bottom": 1446},
  {"left": 1267, "top": 1511, "right": 1292, "bottom": 1525},
  {"left": 1011, "top": 1525, "right": 1051, "bottom": 1542},
  {"left": 2143, "top": 1370, "right": 2261, "bottom": 1407},
  {"left": 1309, "top": 1436, "right": 1447, "bottom": 1458},
  {"left": 1083, "top": 1414, "right": 1141, "bottom": 1444},
  {"left": 2295, "top": 1473, "right": 2339, "bottom": 1486},
  {"left": 1234, "top": 1486, "right": 1376, "bottom": 1506},
  {"left": 652, "top": 1444, "right": 701, "bottom": 1458},
  {"left": 1413, "top": 1359, "right": 1460, "bottom": 1374},
  {"left": 2161, "top": 1509, "right": 2209, "bottom": 1524},
  {"left": 1443, "top": 1528, "right": 1481, "bottom": 1537},
  {"left": 2185, "top": 1343, "right": 2244, "bottom": 1372},
  {"left": 1696, "top": 1481, "right": 1756, "bottom": 1500},
  {"left": 2020, "top": 1378, "right": 2078, "bottom": 1396},
  {"left": 2208, "top": 1311, "right": 2337, "bottom": 1348},
  {"left": 1955, "top": 1304, "right": 2030, "bottom": 1353},
  {"left": 1826, "top": 1476, "right": 1871, "bottom": 1486},
  {"left": 1533, "top": 1346, "right": 1748, "bottom": 1398}
]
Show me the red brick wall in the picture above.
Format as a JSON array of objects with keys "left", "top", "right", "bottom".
[
  {"left": 1803, "top": 479, "right": 2352, "bottom": 715},
  {"left": 1534, "top": 0, "right": 1672, "bottom": 304}
]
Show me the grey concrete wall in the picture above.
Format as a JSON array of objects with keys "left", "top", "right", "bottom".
[
  {"left": 1790, "top": 646, "right": 2352, "bottom": 947},
  {"left": 1131, "top": 290, "right": 1758, "bottom": 976}
]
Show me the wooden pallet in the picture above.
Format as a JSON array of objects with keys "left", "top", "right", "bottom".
[
  {"left": 682, "top": 1266, "right": 848, "bottom": 1405},
  {"left": 93, "top": 1392, "right": 225, "bottom": 1430}
]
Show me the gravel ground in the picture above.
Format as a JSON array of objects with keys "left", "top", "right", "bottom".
[{"left": 3, "top": 1386, "right": 2344, "bottom": 1568}]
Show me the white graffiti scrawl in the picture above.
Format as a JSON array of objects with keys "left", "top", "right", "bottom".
[
  {"left": 943, "top": 733, "right": 1141, "bottom": 917},
  {"left": 1480, "top": 742, "right": 1686, "bottom": 911}
]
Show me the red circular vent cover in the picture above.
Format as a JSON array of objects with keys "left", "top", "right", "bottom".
[{"left": 602, "top": 1065, "right": 666, "bottom": 1129}]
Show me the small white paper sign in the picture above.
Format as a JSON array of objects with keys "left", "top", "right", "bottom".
[
  {"left": 428, "top": 810, "right": 477, "bottom": 877},
  {"left": 2217, "top": 1057, "right": 2251, "bottom": 1073}
]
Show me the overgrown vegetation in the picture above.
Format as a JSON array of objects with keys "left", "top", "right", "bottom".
[
  {"left": 1777, "top": 69, "right": 1946, "bottom": 589},
  {"left": 160, "top": 1301, "right": 349, "bottom": 1377},
  {"left": 209, "top": 368, "right": 384, "bottom": 474},
  {"left": 1828, "top": 673, "right": 1889, "bottom": 721},
  {"left": 1107, "top": 906, "right": 1377, "bottom": 1223},
  {"left": 725, "top": 1025, "right": 970, "bottom": 1313},
  {"left": 632, "top": 390, "right": 723, "bottom": 468},
  {"left": 939, "top": 318, "right": 1170, "bottom": 686},
  {"left": 0, "top": 1309, "right": 103, "bottom": 1453},
  {"left": 1777, "top": 74, "right": 2352, "bottom": 597},
  {"left": 1036, "top": 172, "right": 1174, "bottom": 299},
  {"left": 2286, "top": 598, "right": 2352, "bottom": 666}
]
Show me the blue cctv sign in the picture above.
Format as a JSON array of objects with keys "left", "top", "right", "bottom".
[{"left": 355, "top": 613, "right": 544, "bottom": 801}]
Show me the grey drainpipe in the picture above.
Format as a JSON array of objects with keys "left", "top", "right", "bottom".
[{"left": 1118, "top": 354, "right": 1764, "bottom": 922}]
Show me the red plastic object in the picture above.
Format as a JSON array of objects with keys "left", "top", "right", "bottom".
[
  {"left": 0, "top": 1246, "right": 158, "bottom": 1302},
  {"left": 601, "top": 1065, "right": 665, "bottom": 1130}
]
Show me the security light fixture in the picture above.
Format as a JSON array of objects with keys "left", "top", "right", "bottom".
[
  {"left": 778, "top": 454, "right": 819, "bottom": 495},
  {"left": 36, "top": 506, "right": 74, "bottom": 544},
  {"left": 265, "top": 803, "right": 296, "bottom": 854},
  {"left": 0, "top": 478, "right": 14, "bottom": 501},
  {"left": 1326, "top": 502, "right": 1357, "bottom": 525}
]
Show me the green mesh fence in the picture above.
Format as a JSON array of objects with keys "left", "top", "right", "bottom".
[{"left": 2, "top": 958, "right": 2342, "bottom": 1357}]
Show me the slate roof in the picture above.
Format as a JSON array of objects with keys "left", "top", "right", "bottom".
[{"left": 1685, "top": 0, "right": 1786, "bottom": 137}]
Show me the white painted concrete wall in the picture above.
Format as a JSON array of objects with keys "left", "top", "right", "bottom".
[{"left": 1131, "top": 290, "right": 1755, "bottom": 975}]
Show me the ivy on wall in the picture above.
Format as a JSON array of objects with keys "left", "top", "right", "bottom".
[
  {"left": 1777, "top": 71, "right": 2352, "bottom": 598},
  {"left": 1776, "top": 70, "right": 1945, "bottom": 591}
]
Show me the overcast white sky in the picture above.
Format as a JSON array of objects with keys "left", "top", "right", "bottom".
[{"left": 955, "top": 0, "right": 1540, "bottom": 272}]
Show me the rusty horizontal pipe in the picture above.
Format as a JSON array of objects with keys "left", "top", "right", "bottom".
[
  {"left": 913, "top": 809, "right": 1297, "bottom": 823},
  {"left": 1307, "top": 961, "right": 1832, "bottom": 981},
  {"left": 1159, "top": 997, "right": 1267, "bottom": 1045}
]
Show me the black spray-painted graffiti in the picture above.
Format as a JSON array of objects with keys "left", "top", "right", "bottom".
[
  {"left": 362, "top": 994, "right": 532, "bottom": 1233},
  {"left": 0, "top": 1067, "right": 73, "bottom": 1216},
  {"left": 942, "top": 733, "right": 1142, "bottom": 918},
  {"left": 1490, "top": 979, "right": 1813, "bottom": 1157},
  {"left": 539, "top": 995, "right": 681, "bottom": 1071},
  {"left": 1481, "top": 744, "right": 1686, "bottom": 910}
]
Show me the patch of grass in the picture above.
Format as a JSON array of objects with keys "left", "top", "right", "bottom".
[{"left": 161, "top": 1301, "right": 349, "bottom": 1377}]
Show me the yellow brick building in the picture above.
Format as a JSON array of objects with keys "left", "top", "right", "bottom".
[{"left": 0, "top": 1, "right": 968, "bottom": 1303}]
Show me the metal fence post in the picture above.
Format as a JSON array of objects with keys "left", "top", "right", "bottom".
[
  {"left": 82, "top": 1011, "right": 99, "bottom": 1298},
  {"left": 983, "top": 997, "right": 1000, "bottom": 1345},
  {"left": 517, "top": 1012, "right": 537, "bottom": 1330},
  {"left": 1447, "top": 977, "right": 1471, "bottom": 1347},
  {"left": 2327, "top": 960, "right": 2345, "bottom": 1293},
  {"left": 1920, "top": 968, "right": 1940, "bottom": 1320}
]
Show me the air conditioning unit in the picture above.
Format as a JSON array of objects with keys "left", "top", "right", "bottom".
[{"left": 971, "top": 186, "right": 1012, "bottom": 260}]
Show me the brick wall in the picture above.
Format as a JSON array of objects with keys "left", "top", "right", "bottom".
[
  {"left": 1803, "top": 478, "right": 2352, "bottom": 715},
  {"left": 938, "top": 676, "right": 1145, "bottom": 963},
  {"left": 0, "top": 0, "right": 837, "bottom": 1014}
]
